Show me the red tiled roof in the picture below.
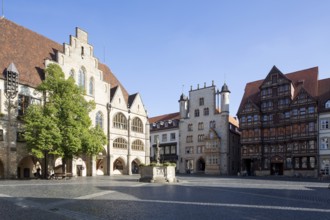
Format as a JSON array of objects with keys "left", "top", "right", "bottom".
[
  {"left": 149, "top": 112, "right": 180, "bottom": 124},
  {"left": 0, "top": 18, "right": 62, "bottom": 87},
  {"left": 0, "top": 18, "right": 129, "bottom": 99},
  {"left": 238, "top": 66, "right": 319, "bottom": 114},
  {"left": 318, "top": 78, "right": 330, "bottom": 112}
]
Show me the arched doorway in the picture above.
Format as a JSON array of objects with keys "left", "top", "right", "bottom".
[
  {"left": 197, "top": 158, "right": 206, "bottom": 172},
  {"left": 17, "top": 156, "right": 41, "bottom": 179},
  {"left": 0, "top": 160, "right": 4, "bottom": 179},
  {"left": 113, "top": 158, "right": 125, "bottom": 175},
  {"left": 270, "top": 156, "right": 284, "bottom": 175},
  {"left": 131, "top": 159, "right": 140, "bottom": 174},
  {"left": 96, "top": 149, "right": 107, "bottom": 175}
]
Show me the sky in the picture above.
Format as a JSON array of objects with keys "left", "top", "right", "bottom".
[{"left": 3, "top": 0, "right": 330, "bottom": 117}]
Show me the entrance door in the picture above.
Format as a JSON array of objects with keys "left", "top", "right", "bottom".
[{"left": 271, "top": 163, "right": 283, "bottom": 175}]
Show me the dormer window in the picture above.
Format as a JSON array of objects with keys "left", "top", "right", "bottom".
[{"left": 326, "top": 100, "right": 330, "bottom": 109}]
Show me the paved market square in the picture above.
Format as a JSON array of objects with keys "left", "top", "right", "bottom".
[{"left": 0, "top": 175, "right": 330, "bottom": 220}]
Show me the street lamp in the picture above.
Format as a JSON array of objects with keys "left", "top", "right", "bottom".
[
  {"left": 106, "top": 103, "right": 111, "bottom": 175},
  {"left": 5, "top": 62, "right": 19, "bottom": 178}
]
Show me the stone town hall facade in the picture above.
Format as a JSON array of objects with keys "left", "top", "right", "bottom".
[{"left": 0, "top": 18, "right": 150, "bottom": 179}]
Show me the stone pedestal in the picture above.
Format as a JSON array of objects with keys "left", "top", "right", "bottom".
[{"left": 139, "top": 166, "right": 176, "bottom": 183}]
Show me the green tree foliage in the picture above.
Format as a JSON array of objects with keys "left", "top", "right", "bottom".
[
  {"left": 24, "top": 105, "right": 61, "bottom": 158},
  {"left": 24, "top": 64, "right": 107, "bottom": 171}
]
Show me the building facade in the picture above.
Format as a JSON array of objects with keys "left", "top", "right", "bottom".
[
  {"left": 318, "top": 78, "right": 330, "bottom": 177},
  {"left": 0, "top": 18, "right": 150, "bottom": 179},
  {"left": 237, "top": 66, "right": 330, "bottom": 177},
  {"left": 178, "top": 82, "right": 240, "bottom": 175},
  {"left": 149, "top": 112, "right": 180, "bottom": 169}
]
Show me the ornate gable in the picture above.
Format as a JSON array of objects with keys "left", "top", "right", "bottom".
[
  {"left": 110, "top": 86, "right": 128, "bottom": 110},
  {"left": 128, "top": 93, "right": 147, "bottom": 116},
  {"left": 291, "top": 87, "right": 316, "bottom": 106},
  {"left": 240, "top": 99, "right": 260, "bottom": 115},
  {"left": 259, "top": 66, "right": 292, "bottom": 89}
]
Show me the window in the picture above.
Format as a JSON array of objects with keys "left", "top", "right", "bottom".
[
  {"left": 18, "top": 95, "right": 31, "bottom": 116},
  {"left": 171, "top": 145, "right": 176, "bottom": 154},
  {"left": 113, "top": 138, "right": 128, "bottom": 149},
  {"left": 195, "top": 109, "right": 200, "bottom": 117},
  {"left": 262, "top": 115, "right": 268, "bottom": 122},
  {"left": 321, "top": 138, "right": 329, "bottom": 150},
  {"left": 310, "top": 157, "right": 315, "bottom": 168},
  {"left": 294, "top": 158, "right": 300, "bottom": 169},
  {"left": 308, "top": 106, "right": 315, "bottom": 114},
  {"left": 272, "top": 74, "right": 277, "bottom": 84},
  {"left": 154, "top": 135, "right": 159, "bottom": 144},
  {"left": 286, "top": 158, "right": 292, "bottom": 169},
  {"left": 203, "top": 108, "right": 209, "bottom": 116},
  {"left": 302, "top": 157, "right": 307, "bottom": 169},
  {"left": 132, "top": 117, "right": 143, "bottom": 133},
  {"left": 186, "top": 136, "right": 193, "bottom": 143},
  {"left": 113, "top": 113, "right": 127, "bottom": 130},
  {"left": 326, "top": 100, "right": 330, "bottom": 109},
  {"left": 320, "top": 119, "right": 329, "bottom": 130},
  {"left": 292, "top": 109, "right": 298, "bottom": 116},
  {"left": 170, "top": 133, "right": 176, "bottom": 141},
  {"left": 198, "top": 122, "right": 204, "bottom": 130},
  {"left": 207, "top": 155, "right": 218, "bottom": 165},
  {"left": 69, "top": 69, "right": 75, "bottom": 79},
  {"left": 309, "top": 122, "right": 315, "bottom": 132},
  {"left": 78, "top": 68, "right": 86, "bottom": 88},
  {"left": 253, "top": 115, "right": 259, "bottom": 122},
  {"left": 198, "top": 134, "right": 204, "bottom": 142},
  {"left": 18, "top": 95, "right": 41, "bottom": 116},
  {"left": 95, "top": 111, "right": 103, "bottom": 129},
  {"left": 199, "top": 98, "right": 204, "bottom": 106},
  {"left": 162, "top": 134, "right": 167, "bottom": 142},
  {"left": 89, "top": 77, "right": 94, "bottom": 96},
  {"left": 132, "top": 139, "right": 144, "bottom": 151},
  {"left": 188, "top": 124, "right": 193, "bottom": 131},
  {"left": 300, "top": 108, "right": 306, "bottom": 115},
  {"left": 165, "top": 146, "right": 170, "bottom": 154},
  {"left": 209, "top": 120, "right": 216, "bottom": 128},
  {"left": 0, "top": 129, "right": 3, "bottom": 141},
  {"left": 17, "top": 132, "right": 25, "bottom": 142},
  {"left": 197, "top": 146, "right": 204, "bottom": 154},
  {"left": 185, "top": 146, "right": 193, "bottom": 154}
]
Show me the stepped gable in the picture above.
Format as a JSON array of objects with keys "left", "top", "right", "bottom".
[
  {"left": 0, "top": 18, "right": 129, "bottom": 100},
  {"left": 238, "top": 67, "right": 319, "bottom": 114},
  {"left": 0, "top": 18, "right": 62, "bottom": 87}
]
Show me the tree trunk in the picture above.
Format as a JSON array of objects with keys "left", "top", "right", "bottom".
[{"left": 62, "top": 158, "right": 66, "bottom": 174}]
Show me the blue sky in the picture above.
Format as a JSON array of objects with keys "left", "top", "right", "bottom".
[{"left": 4, "top": 1, "right": 330, "bottom": 117}]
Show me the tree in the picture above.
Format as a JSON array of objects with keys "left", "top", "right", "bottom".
[{"left": 24, "top": 64, "right": 107, "bottom": 174}]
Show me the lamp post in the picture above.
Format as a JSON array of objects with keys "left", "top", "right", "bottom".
[
  {"left": 4, "top": 62, "right": 19, "bottom": 178},
  {"left": 106, "top": 103, "right": 111, "bottom": 175}
]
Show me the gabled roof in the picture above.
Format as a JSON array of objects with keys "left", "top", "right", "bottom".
[
  {"left": 0, "top": 18, "right": 129, "bottom": 99},
  {"left": 128, "top": 93, "right": 138, "bottom": 108},
  {"left": 149, "top": 112, "right": 180, "bottom": 124},
  {"left": 318, "top": 78, "right": 330, "bottom": 112},
  {"left": 0, "top": 18, "right": 62, "bottom": 87},
  {"left": 237, "top": 66, "right": 319, "bottom": 115}
]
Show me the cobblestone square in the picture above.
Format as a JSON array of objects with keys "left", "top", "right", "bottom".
[{"left": 0, "top": 175, "right": 330, "bottom": 220}]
